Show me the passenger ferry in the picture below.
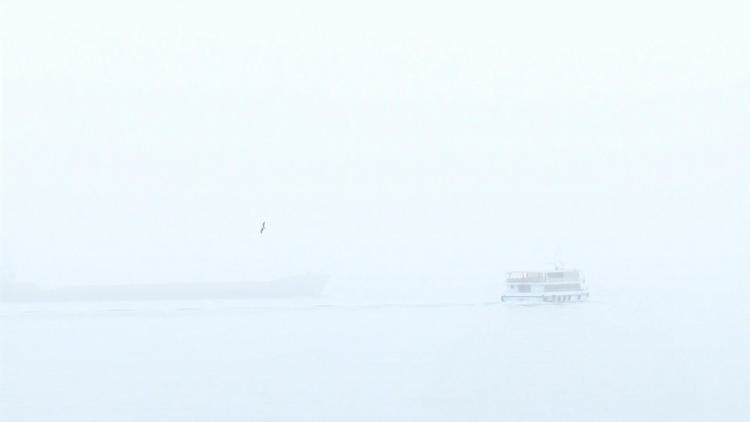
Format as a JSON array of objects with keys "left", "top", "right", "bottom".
[{"left": 501, "top": 268, "right": 589, "bottom": 304}]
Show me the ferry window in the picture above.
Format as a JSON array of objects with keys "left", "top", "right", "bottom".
[
  {"left": 517, "top": 285, "right": 531, "bottom": 293},
  {"left": 543, "top": 284, "right": 581, "bottom": 292}
]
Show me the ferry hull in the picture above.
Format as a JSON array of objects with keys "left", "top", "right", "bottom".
[{"left": 501, "top": 292, "right": 589, "bottom": 304}]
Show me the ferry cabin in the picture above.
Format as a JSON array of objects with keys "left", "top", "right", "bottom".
[{"left": 501, "top": 269, "right": 589, "bottom": 303}]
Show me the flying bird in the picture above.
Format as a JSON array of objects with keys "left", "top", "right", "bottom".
[{"left": 260, "top": 221, "right": 267, "bottom": 234}]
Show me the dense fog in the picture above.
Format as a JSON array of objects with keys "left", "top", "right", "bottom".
[{"left": 1, "top": 0, "right": 749, "bottom": 420}]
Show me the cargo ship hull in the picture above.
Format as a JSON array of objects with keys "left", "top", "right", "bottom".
[{"left": 1, "top": 274, "right": 328, "bottom": 302}]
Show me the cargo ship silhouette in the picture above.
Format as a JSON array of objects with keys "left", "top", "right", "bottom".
[{"left": 0, "top": 274, "right": 328, "bottom": 302}]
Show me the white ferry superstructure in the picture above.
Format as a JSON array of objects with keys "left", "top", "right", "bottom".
[{"left": 501, "top": 269, "right": 589, "bottom": 304}]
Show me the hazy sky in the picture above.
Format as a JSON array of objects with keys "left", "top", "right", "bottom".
[{"left": 2, "top": 0, "right": 748, "bottom": 288}]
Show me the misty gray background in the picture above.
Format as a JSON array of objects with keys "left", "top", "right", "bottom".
[
  {"left": 2, "top": 2, "right": 750, "bottom": 422},
  {"left": 2, "top": 0, "right": 749, "bottom": 293}
]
